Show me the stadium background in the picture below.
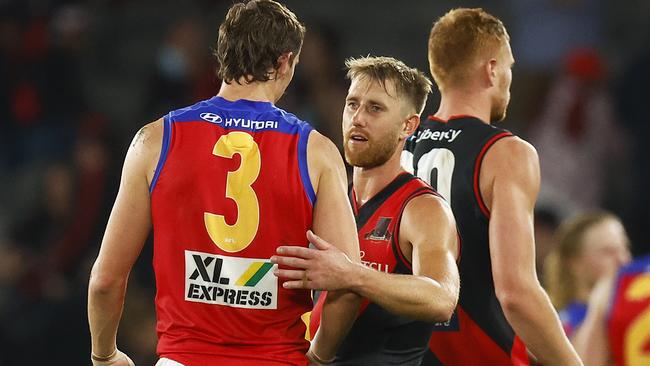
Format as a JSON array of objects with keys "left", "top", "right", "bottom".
[{"left": 0, "top": 0, "right": 649, "bottom": 364}]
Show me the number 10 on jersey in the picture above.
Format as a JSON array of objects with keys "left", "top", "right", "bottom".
[{"left": 417, "top": 148, "right": 455, "bottom": 204}]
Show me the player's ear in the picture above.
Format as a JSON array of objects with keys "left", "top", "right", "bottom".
[
  {"left": 485, "top": 58, "right": 497, "bottom": 88},
  {"left": 276, "top": 52, "right": 294, "bottom": 76},
  {"left": 402, "top": 114, "right": 420, "bottom": 139}
]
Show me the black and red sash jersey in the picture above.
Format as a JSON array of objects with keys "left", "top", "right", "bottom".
[
  {"left": 403, "top": 115, "right": 530, "bottom": 365},
  {"left": 310, "top": 173, "right": 438, "bottom": 366}
]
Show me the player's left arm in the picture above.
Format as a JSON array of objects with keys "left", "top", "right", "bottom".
[
  {"left": 486, "top": 137, "right": 582, "bottom": 365},
  {"left": 87, "top": 120, "right": 162, "bottom": 363},
  {"left": 355, "top": 193, "right": 459, "bottom": 322},
  {"left": 573, "top": 276, "right": 615, "bottom": 366},
  {"left": 276, "top": 193, "right": 459, "bottom": 322}
]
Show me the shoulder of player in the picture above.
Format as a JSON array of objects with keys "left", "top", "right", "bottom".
[
  {"left": 488, "top": 135, "right": 538, "bottom": 163},
  {"left": 307, "top": 130, "right": 343, "bottom": 168},
  {"left": 130, "top": 118, "right": 164, "bottom": 153},
  {"left": 125, "top": 119, "right": 164, "bottom": 177},
  {"left": 484, "top": 135, "right": 539, "bottom": 179},
  {"left": 306, "top": 130, "right": 346, "bottom": 194},
  {"left": 307, "top": 129, "right": 336, "bottom": 151},
  {"left": 401, "top": 193, "right": 455, "bottom": 238}
]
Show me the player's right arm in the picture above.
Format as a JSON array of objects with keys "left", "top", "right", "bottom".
[
  {"left": 88, "top": 119, "right": 162, "bottom": 366},
  {"left": 305, "top": 131, "right": 362, "bottom": 363},
  {"left": 482, "top": 136, "right": 583, "bottom": 366},
  {"left": 572, "top": 276, "right": 615, "bottom": 366}
]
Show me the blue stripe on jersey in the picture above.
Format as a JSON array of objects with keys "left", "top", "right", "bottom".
[
  {"left": 168, "top": 96, "right": 308, "bottom": 135},
  {"left": 162, "top": 96, "right": 317, "bottom": 204},
  {"left": 149, "top": 115, "right": 172, "bottom": 193},
  {"left": 606, "top": 254, "right": 650, "bottom": 323},
  {"left": 618, "top": 254, "right": 650, "bottom": 276},
  {"left": 298, "top": 125, "right": 316, "bottom": 205},
  {"left": 558, "top": 302, "right": 587, "bottom": 337}
]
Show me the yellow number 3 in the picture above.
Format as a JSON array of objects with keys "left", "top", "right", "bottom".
[{"left": 204, "top": 131, "right": 261, "bottom": 252}]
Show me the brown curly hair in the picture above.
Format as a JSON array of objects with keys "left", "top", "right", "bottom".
[{"left": 214, "top": 0, "right": 306, "bottom": 84}]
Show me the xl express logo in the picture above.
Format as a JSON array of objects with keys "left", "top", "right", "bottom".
[{"left": 185, "top": 250, "right": 277, "bottom": 309}]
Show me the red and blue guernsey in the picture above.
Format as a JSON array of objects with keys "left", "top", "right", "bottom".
[
  {"left": 558, "top": 301, "right": 588, "bottom": 339},
  {"left": 150, "top": 96, "right": 315, "bottom": 366},
  {"left": 607, "top": 254, "right": 650, "bottom": 366}
]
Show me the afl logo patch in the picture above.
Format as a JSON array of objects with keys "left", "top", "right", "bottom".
[{"left": 200, "top": 112, "right": 223, "bottom": 124}]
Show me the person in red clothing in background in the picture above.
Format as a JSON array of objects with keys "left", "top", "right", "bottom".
[{"left": 87, "top": 1, "right": 360, "bottom": 365}]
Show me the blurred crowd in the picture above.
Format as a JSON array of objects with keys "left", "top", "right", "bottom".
[{"left": 0, "top": 0, "right": 648, "bottom": 364}]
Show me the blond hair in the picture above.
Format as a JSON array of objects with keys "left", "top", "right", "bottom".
[
  {"left": 428, "top": 8, "right": 509, "bottom": 90},
  {"left": 345, "top": 56, "right": 432, "bottom": 114},
  {"left": 543, "top": 211, "right": 618, "bottom": 310}
]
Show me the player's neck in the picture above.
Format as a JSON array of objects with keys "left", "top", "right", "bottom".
[
  {"left": 352, "top": 151, "right": 404, "bottom": 206},
  {"left": 217, "top": 80, "right": 282, "bottom": 104},
  {"left": 436, "top": 88, "right": 491, "bottom": 124}
]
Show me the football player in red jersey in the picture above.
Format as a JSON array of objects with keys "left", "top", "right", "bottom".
[
  {"left": 87, "top": 1, "right": 360, "bottom": 365},
  {"left": 403, "top": 8, "right": 582, "bottom": 366},
  {"left": 574, "top": 254, "right": 650, "bottom": 366},
  {"left": 271, "top": 56, "right": 460, "bottom": 365}
]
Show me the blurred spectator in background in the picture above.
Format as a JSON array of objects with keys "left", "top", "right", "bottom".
[
  {"left": 572, "top": 253, "right": 650, "bottom": 366},
  {"left": 508, "top": 0, "right": 605, "bottom": 70},
  {"left": 145, "top": 17, "right": 217, "bottom": 118},
  {"left": 8, "top": 114, "right": 112, "bottom": 295},
  {"left": 0, "top": 114, "right": 115, "bottom": 365},
  {"left": 0, "top": 2, "right": 94, "bottom": 233},
  {"left": 544, "top": 211, "right": 631, "bottom": 339},
  {"left": 528, "top": 48, "right": 631, "bottom": 216},
  {"left": 0, "top": 4, "right": 115, "bottom": 363},
  {"left": 616, "top": 46, "right": 650, "bottom": 256},
  {"left": 279, "top": 23, "right": 347, "bottom": 150},
  {"left": 0, "top": 3, "right": 85, "bottom": 169},
  {"left": 505, "top": 0, "right": 607, "bottom": 134}
]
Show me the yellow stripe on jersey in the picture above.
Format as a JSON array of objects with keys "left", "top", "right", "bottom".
[
  {"left": 302, "top": 311, "right": 312, "bottom": 341},
  {"left": 235, "top": 262, "right": 265, "bottom": 286}
]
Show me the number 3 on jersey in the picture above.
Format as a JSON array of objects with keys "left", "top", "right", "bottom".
[
  {"left": 204, "top": 131, "right": 260, "bottom": 252},
  {"left": 625, "top": 275, "right": 650, "bottom": 364},
  {"left": 416, "top": 148, "right": 455, "bottom": 204}
]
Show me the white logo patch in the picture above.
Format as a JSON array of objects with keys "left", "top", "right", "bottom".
[
  {"left": 200, "top": 112, "right": 223, "bottom": 124},
  {"left": 185, "top": 250, "right": 277, "bottom": 309}
]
